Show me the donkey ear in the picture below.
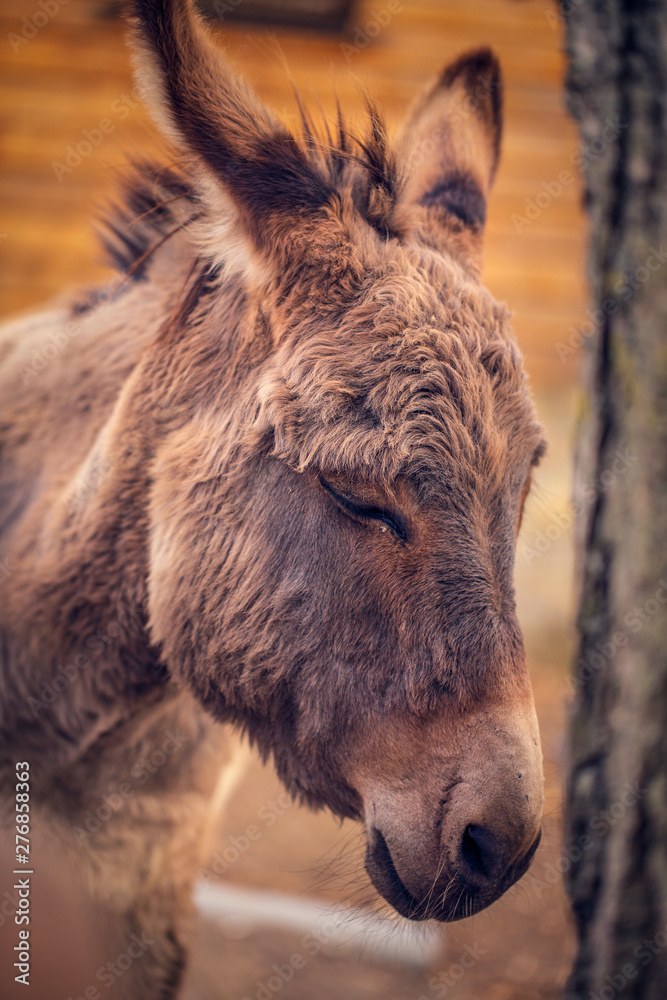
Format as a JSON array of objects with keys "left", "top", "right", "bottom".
[
  {"left": 125, "top": 0, "right": 333, "bottom": 267},
  {"left": 394, "top": 49, "right": 502, "bottom": 274}
]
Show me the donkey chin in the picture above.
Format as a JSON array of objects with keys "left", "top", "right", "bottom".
[{"left": 349, "top": 701, "right": 544, "bottom": 921}]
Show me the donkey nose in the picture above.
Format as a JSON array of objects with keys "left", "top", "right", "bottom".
[
  {"left": 459, "top": 823, "right": 500, "bottom": 882},
  {"left": 457, "top": 821, "right": 541, "bottom": 889}
]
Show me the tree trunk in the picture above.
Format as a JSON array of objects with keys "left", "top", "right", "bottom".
[{"left": 563, "top": 1, "right": 667, "bottom": 998}]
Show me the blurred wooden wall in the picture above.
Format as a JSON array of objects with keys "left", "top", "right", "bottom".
[{"left": 0, "top": 0, "right": 586, "bottom": 387}]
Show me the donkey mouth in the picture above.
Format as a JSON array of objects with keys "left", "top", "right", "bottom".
[
  {"left": 365, "top": 828, "right": 456, "bottom": 921},
  {"left": 365, "top": 826, "right": 541, "bottom": 922}
]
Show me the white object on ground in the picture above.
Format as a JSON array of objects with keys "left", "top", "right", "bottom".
[{"left": 193, "top": 880, "right": 445, "bottom": 969}]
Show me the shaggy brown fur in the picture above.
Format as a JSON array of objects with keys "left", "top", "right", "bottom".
[{"left": 0, "top": 1, "right": 545, "bottom": 996}]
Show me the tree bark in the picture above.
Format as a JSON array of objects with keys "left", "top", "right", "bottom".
[{"left": 563, "top": 1, "right": 667, "bottom": 998}]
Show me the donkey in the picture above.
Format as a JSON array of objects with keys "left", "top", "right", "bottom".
[{"left": 0, "top": 0, "right": 545, "bottom": 996}]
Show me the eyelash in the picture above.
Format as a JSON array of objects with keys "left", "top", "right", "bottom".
[{"left": 318, "top": 477, "right": 408, "bottom": 543}]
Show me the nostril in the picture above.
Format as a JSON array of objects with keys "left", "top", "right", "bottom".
[{"left": 460, "top": 824, "right": 497, "bottom": 880}]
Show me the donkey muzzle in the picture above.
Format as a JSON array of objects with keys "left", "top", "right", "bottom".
[
  {"left": 365, "top": 803, "right": 541, "bottom": 921},
  {"left": 355, "top": 702, "right": 544, "bottom": 921}
]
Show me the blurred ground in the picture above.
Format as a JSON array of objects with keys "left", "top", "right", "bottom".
[{"left": 0, "top": 0, "right": 587, "bottom": 997}]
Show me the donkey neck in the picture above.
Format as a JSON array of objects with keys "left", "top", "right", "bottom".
[{"left": 0, "top": 237, "right": 259, "bottom": 776}]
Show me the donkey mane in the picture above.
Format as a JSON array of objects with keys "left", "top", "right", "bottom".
[{"left": 99, "top": 160, "right": 199, "bottom": 280}]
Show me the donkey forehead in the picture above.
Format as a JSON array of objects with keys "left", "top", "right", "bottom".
[{"left": 260, "top": 295, "right": 542, "bottom": 493}]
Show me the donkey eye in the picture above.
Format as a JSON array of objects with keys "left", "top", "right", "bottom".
[{"left": 318, "top": 477, "right": 408, "bottom": 543}]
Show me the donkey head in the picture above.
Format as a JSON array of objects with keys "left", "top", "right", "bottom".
[{"left": 130, "top": 0, "right": 545, "bottom": 920}]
